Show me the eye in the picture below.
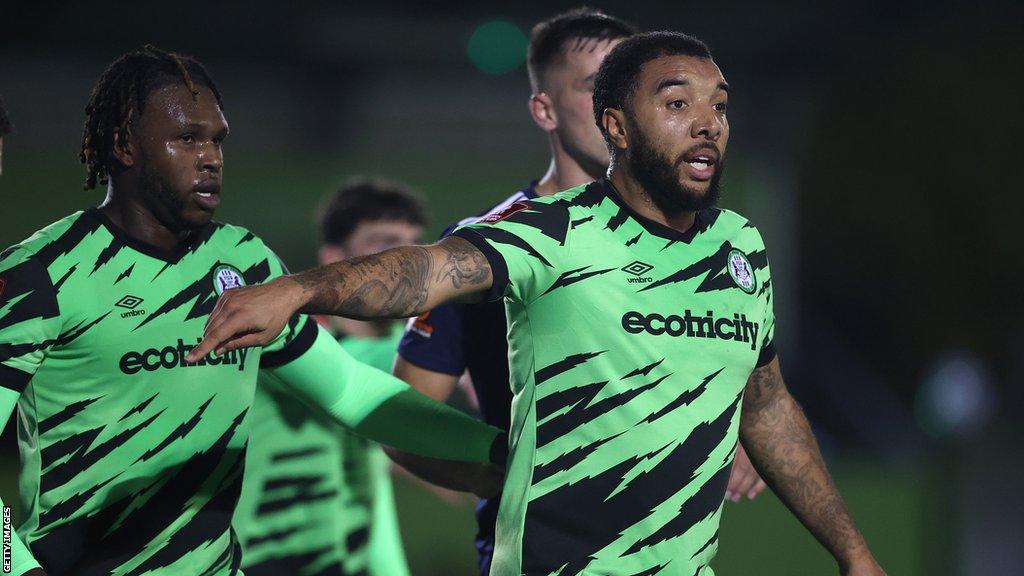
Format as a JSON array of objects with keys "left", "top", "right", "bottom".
[
  {"left": 668, "top": 100, "right": 685, "bottom": 110},
  {"left": 181, "top": 133, "right": 196, "bottom": 144},
  {"left": 715, "top": 102, "right": 728, "bottom": 113}
]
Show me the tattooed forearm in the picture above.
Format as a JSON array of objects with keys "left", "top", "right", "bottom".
[
  {"left": 740, "top": 359, "right": 872, "bottom": 570},
  {"left": 291, "top": 237, "right": 491, "bottom": 319}
]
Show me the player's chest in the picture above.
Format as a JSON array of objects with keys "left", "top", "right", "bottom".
[
  {"left": 50, "top": 251, "right": 262, "bottom": 375},
  {"left": 535, "top": 238, "right": 766, "bottom": 363}
]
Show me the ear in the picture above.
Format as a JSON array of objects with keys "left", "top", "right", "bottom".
[
  {"left": 528, "top": 92, "right": 558, "bottom": 133},
  {"left": 602, "top": 108, "right": 629, "bottom": 152},
  {"left": 111, "top": 127, "right": 135, "bottom": 168},
  {"left": 318, "top": 244, "right": 347, "bottom": 266}
]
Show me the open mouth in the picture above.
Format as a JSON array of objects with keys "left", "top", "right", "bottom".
[
  {"left": 193, "top": 180, "right": 222, "bottom": 210},
  {"left": 681, "top": 147, "right": 720, "bottom": 182}
]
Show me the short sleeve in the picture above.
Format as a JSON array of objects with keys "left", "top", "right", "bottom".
[
  {"left": 397, "top": 304, "right": 466, "bottom": 376},
  {"left": 0, "top": 249, "right": 61, "bottom": 393},
  {"left": 752, "top": 234, "right": 776, "bottom": 368},
  {"left": 451, "top": 199, "right": 570, "bottom": 304},
  {"left": 255, "top": 243, "right": 317, "bottom": 368}
]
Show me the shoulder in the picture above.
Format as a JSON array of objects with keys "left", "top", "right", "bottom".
[
  {"left": 0, "top": 213, "right": 88, "bottom": 307},
  {"left": 2, "top": 211, "right": 86, "bottom": 260},
  {"left": 702, "top": 208, "right": 767, "bottom": 249},
  {"left": 467, "top": 185, "right": 587, "bottom": 233},
  {"left": 205, "top": 221, "right": 281, "bottom": 262},
  {"left": 0, "top": 211, "right": 90, "bottom": 277},
  {"left": 439, "top": 188, "right": 538, "bottom": 239},
  {"left": 205, "top": 220, "right": 259, "bottom": 249},
  {"left": 202, "top": 221, "right": 288, "bottom": 281}
]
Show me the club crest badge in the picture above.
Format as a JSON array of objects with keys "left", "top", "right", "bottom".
[
  {"left": 727, "top": 249, "right": 756, "bottom": 294},
  {"left": 213, "top": 264, "right": 246, "bottom": 295}
]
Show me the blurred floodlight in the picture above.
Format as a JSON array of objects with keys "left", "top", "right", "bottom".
[
  {"left": 467, "top": 20, "right": 527, "bottom": 75},
  {"left": 915, "top": 351, "right": 996, "bottom": 440}
]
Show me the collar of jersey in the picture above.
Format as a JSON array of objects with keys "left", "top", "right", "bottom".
[
  {"left": 597, "top": 179, "right": 709, "bottom": 244},
  {"left": 522, "top": 180, "right": 539, "bottom": 199},
  {"left": 84, "top": 207, "right": 214, "bottom": 264}
]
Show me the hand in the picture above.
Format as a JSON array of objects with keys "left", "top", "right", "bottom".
[
  {"left": 187, "top": 276, "right": 305, "bottom": 362},
  {"left": 725, "top": 442, "right": 767, "bottom": 502},
  {"left": 469, "top": 463, "right": 505, "bottom": 499}
]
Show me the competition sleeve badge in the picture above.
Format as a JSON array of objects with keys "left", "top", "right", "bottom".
[
  {"left": 727, "top": 249, "right": 757, "bottom": 294},
  {"left": 482, "top": 201, "right": 530, "bottom": 224},
  {"left": 212, "top": 264, "right": 246, "bottom": 295}
]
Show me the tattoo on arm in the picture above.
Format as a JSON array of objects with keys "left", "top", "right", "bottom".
[
  {"left": 741, "top": 359, "right": 870, "bottom": 569},
  {"left": 435, "top": 237, "right": 491, "bottom": 288},
  {"left": 293, "top": 237, "right": 490, "bottom": 319}
]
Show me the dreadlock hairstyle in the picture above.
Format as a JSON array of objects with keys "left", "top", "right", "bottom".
[
  {"left": 0, "top": 96, "right": 12, "bottom": 136},
  {"left": 80, "top": 45, "right": 224, "bottom": 190}
]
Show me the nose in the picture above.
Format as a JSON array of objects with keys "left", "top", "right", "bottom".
[
  {"left": 691, "top": 105, "right": 722, "bottom": 142},
  {"left": 198, "top": 142, "right": 223, "bottom": 174}
]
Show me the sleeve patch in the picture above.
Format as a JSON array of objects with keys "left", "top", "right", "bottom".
[
  {"left": 481, "top": 201, "right": 530, "bottom": 224},
  {"left": 408, "top": 311, "right": 434, "bottom": 338}
]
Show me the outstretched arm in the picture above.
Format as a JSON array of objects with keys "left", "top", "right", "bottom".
[
  {"left": 740, "top": 358, "right": 884, "bottom": 576},
  {"left": 384, "top": 357, "right": 504, "bottom": 497},
  {"left": 265, "top": 325, "right": 507, "bottom": 465},
  {"left": 188, "top": 236, "right": 492, "bottom": 361}
]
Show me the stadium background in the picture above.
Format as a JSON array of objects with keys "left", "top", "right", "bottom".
[{"left": 1, "top": 1, "right": 1020, "bottom": 574}]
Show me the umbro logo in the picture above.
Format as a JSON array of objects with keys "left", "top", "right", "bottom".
[
  {"left": 115, "top": 295, "right": 146, "bottom": 318},
  {"left": 622, "top": 261, "right": 654, "bottom": 276},
  {"left": 116, "top": 295, "right": 144, "bottom": 309},
  {"left": 622, "top": 261, "right": 654, "bottom": 284}
]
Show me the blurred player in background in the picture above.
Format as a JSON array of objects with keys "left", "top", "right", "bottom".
[
  {"left": 234, "top": 178, "right": 432, "bottom": 575},
  {"left": 390, "top": 8, "right": 763, "bottom": 574},
  {"left": 0, "top": 46, "right": 504, "bottom": 576}
]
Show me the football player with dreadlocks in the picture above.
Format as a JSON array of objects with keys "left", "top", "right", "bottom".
[{"left": 0, "top": 45, "right": 505, "bottom": 576}]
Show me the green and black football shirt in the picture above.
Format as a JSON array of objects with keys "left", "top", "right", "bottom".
[
  {"left": 452, "top": 179, "right": 776, "bottom": 576},
  {"left": 0, "top": 208, "right": 316, "bottom": 575}
]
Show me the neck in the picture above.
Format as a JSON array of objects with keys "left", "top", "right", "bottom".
[
  {"left": 99, "top": 182, "right": 190, "bottom": 251},
  {"left": 534, "top": 137, "right": 603, "bottom": 198},
  {"left": 331, "top": 317, "right": 394, "bottom": 339},
  {"left": 608, "top": 163, "right": 697, "bottom": 233}
]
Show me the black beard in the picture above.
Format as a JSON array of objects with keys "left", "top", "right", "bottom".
[
  {"left": 626, "top": 124, "right": 723, "bottom": 217},
  {"left": 136, "top": 155, "right": 197, "bottom": 232}
]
